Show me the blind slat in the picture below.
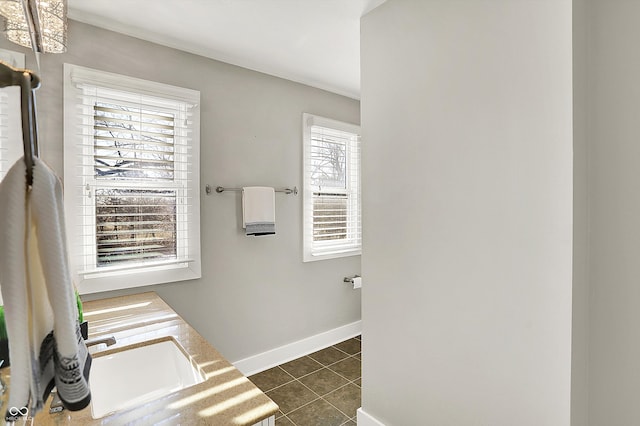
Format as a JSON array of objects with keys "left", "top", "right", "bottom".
[
  {"left": 95, "top": 105, "right": 173, "bottom": 121},
  {"left": 94, "top": 155, "right": 174, "bottom": 166},
  {"left": 93, "top": 125, "right": 175, "bottom": 140},
  {"left": 95, "top": 117, "right": 174, "bottom": 131},
  {"left": 97, "top": 236, "right": 166, "bottom": 245},
  {"left": 94, "top": 165, "right": 174, "bottom": 174},
  {"left": 95, "top": 228, "right": 174, "bottom": 236},
  {"left": 92, "top": 145, "right": 176, "bottom": 155},
  {"left": 96, "top": 212, "right": 175, "bottom": 218},
  {"left": 98, "top": 244, "right": 169, "bottom": 253},
  {"left": 92, "top": 134, "right": 179, "bottom": 148},
  {"left": 97, "top": 252, "right": 166, "bottom": 262}
]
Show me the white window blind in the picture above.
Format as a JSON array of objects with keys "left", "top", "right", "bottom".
[
  {"left": 64, "top": 64, "right": 201, "bottom": 293},
  {"left": 303, "top": 113, "right": 361, "bottom": 262}
]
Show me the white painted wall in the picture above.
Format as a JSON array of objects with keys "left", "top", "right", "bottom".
[
  {"left": 0, "top": 20, "right": 361, "bottom": 363},
  {"left": 360, "top": 1, "right": 573, "bottom": 424},
  {"left": 587, "top": 1, "right": 640, "bottom": 424}
]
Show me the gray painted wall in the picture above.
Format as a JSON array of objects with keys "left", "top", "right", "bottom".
[
  {"left": 587, "top": 1, "right": 640, "bottom": 424},
  {"left": 0, "top": 20, "right": 361, "bottom": 362},
  {"left": 360, "top": 1, "right": 573, "bottom": 424},
  {"left": 572, "top": 0, "right": 589, "bottom": 424}
]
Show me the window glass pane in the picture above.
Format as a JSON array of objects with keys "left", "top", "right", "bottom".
[
  {"left": 310, "top": 127, "right": 346, "bottom": 189},
  {"left": 95, "top": 188, "right": 177, "bottom": 266},
  {"left": 94, "top": 102, "right": 175, "bottom": 181},
  {"left": 313, "top": 193, "right": 347, "bottom": 241}
]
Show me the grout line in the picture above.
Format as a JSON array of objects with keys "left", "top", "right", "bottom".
[
  {"left": 289, "top": 352, "right": 362, "bottom": 382},
  {"left": 307, "top": 352, "right": 348, "bottom": 367},
  {"left": 288, "top": 355, "right": 323, "bottom": 369},
  {"left": 316, "top": 353, "right": 355, "bottom": 371},
  {"left": 332, "top": 337, "right": 362, "bottom": 354},
  {"left": 321, "top": 382, "right": 362, "bottom": 420},
  {"left": 261, "top": 367, "right": 297, "bottom": 393},
  {"left": 327, "top": 369, "right": 353, "bottom": 383},
  {"left": 278, "top": 358, "right": 324, "bottom": 382},
  {"left": 296, "top": 377, "right": 323, "bottom": 400},
  {"left": 331, "top": 341, "right": 362, "bottom": 357},
  {"left": 283, "top": 376, "right": 359, "bottom": 420},
  {"left": 321, "top": 394, "right": 355, "bottom": 421},
  {"left": 283, "top": 353, "right": 361, "bottom": 387},
  {"left": 326, "top": 381, "right": 357, "bottom": 396},
  {"left": 281, "top": 394, "right": 322, "bottom": 420},
  {"left": 283, "top": 412, "right": 298, "bottom": 426},
  {"left": 339, "top": 418, "right": 354, "bottom": 426},
  {"left": 332, "top": 345, "right": 352, "bottom": 356},
  {"left": 325, "top": 357, "right": 361, "bottom": 382},
  {"left": 293, "top": 366, "right": 328, "bottom": 383},
  {"left": 279, "top": 365, "right": 297, "bottom": 378},
  {"left": 273, "top": 377, "right": 325, "bottom": 418}
]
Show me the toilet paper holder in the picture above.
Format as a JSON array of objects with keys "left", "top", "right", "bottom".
[{"left": 343, "top": 275, "right": 361, "bottom": 284}]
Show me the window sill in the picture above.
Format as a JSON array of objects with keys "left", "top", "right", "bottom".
[
  {"left": 303, "top": 248, "right": 361, "bottom": 262},
  {"left": 76, "top": 262, "right": 201, "bottom": 294}
]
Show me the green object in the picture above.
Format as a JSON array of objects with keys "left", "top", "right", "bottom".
[
  {"left": 76, "top": 290, "right": 83, "bottom": 323},
  {"left": 0, "top": 306, "right": 6, "bottom": 341}
]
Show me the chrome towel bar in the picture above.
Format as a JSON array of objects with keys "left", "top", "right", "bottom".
[{"left": 206, "top": 185, "right": 298, "bottom": 195}]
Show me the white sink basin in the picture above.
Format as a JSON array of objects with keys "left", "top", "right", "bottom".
[{"left": 89, "top": 337, "right": 206, "bottom": 419}]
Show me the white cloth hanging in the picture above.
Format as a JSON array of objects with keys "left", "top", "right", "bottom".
[
  {"left": 242, "top": 186, "right": 276, "bottom": 236},
  {"left": 0, "top": 157, "right": 91, "bottom": 418}
]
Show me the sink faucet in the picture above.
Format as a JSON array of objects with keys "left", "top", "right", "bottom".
[
  {"left": 49, "top": 391, "right": 64, "bottom": 414},
  {"left": 85, "top": 336, "right": 116, "bottom": 348}
]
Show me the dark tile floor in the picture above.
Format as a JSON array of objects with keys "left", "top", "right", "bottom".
[{"left": 249, "top": 336, "right": 361, "bottom": 426}]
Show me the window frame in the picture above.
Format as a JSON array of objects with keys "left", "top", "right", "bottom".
[
  {"left": 63, "top": 64, "right": 201, "bottom": 294},
  {"left": 302, "top": 113, "right": 361, "bottom": 262}
]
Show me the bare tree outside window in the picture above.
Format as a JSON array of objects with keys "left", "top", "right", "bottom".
[
  {"left": 310, "top": 128, "right": 349, "bottom": 242},
  {"left": 93, "top": 103, "right": 178, "bottom": 266}
]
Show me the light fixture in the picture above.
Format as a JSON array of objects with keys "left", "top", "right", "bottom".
[{"left": 0, "top": 0, "right": 67, "bottom": 54}]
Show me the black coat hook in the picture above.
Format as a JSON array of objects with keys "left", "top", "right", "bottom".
[{"left": 0, "top": 61, "right": 40, "bottom": 187}]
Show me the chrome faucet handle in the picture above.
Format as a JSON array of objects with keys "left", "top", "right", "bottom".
[
  {"left": 49, "top": 390, "right": 64, "bottom": 414},
  {"left": 85, "top": 336, "right": 117, "bottom": 348}
]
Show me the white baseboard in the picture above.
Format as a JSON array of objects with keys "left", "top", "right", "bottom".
[
  {"left": 357, "top": 408, "right": 386, "bottom": 426},
  {"left": 233, "top": 320, "right": 362, "bottom": 376}
]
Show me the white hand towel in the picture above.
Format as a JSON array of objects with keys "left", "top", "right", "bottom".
[
  {"left": 30, "top": 158, "right": 81, "bottom": 363},
  {"left": 0, "top": 157, "right": 91, "bottom": 418},
  {"left": 242, "top": 186, "right": 276, "bottom": 236},
  {"left": 31, "top": 158, "right": 90, "bottom": 412},
  {"left": 0, "top": 158, "right": 31, "bottom": 412}
]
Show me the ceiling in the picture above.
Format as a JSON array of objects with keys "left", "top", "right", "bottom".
[{"left": 67, "top": 0, "right": 387, "bottom": 100}]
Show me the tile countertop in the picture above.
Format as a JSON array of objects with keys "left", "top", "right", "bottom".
[{"left": 0, "top": 291, "right": 278, "bottom": 425}]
